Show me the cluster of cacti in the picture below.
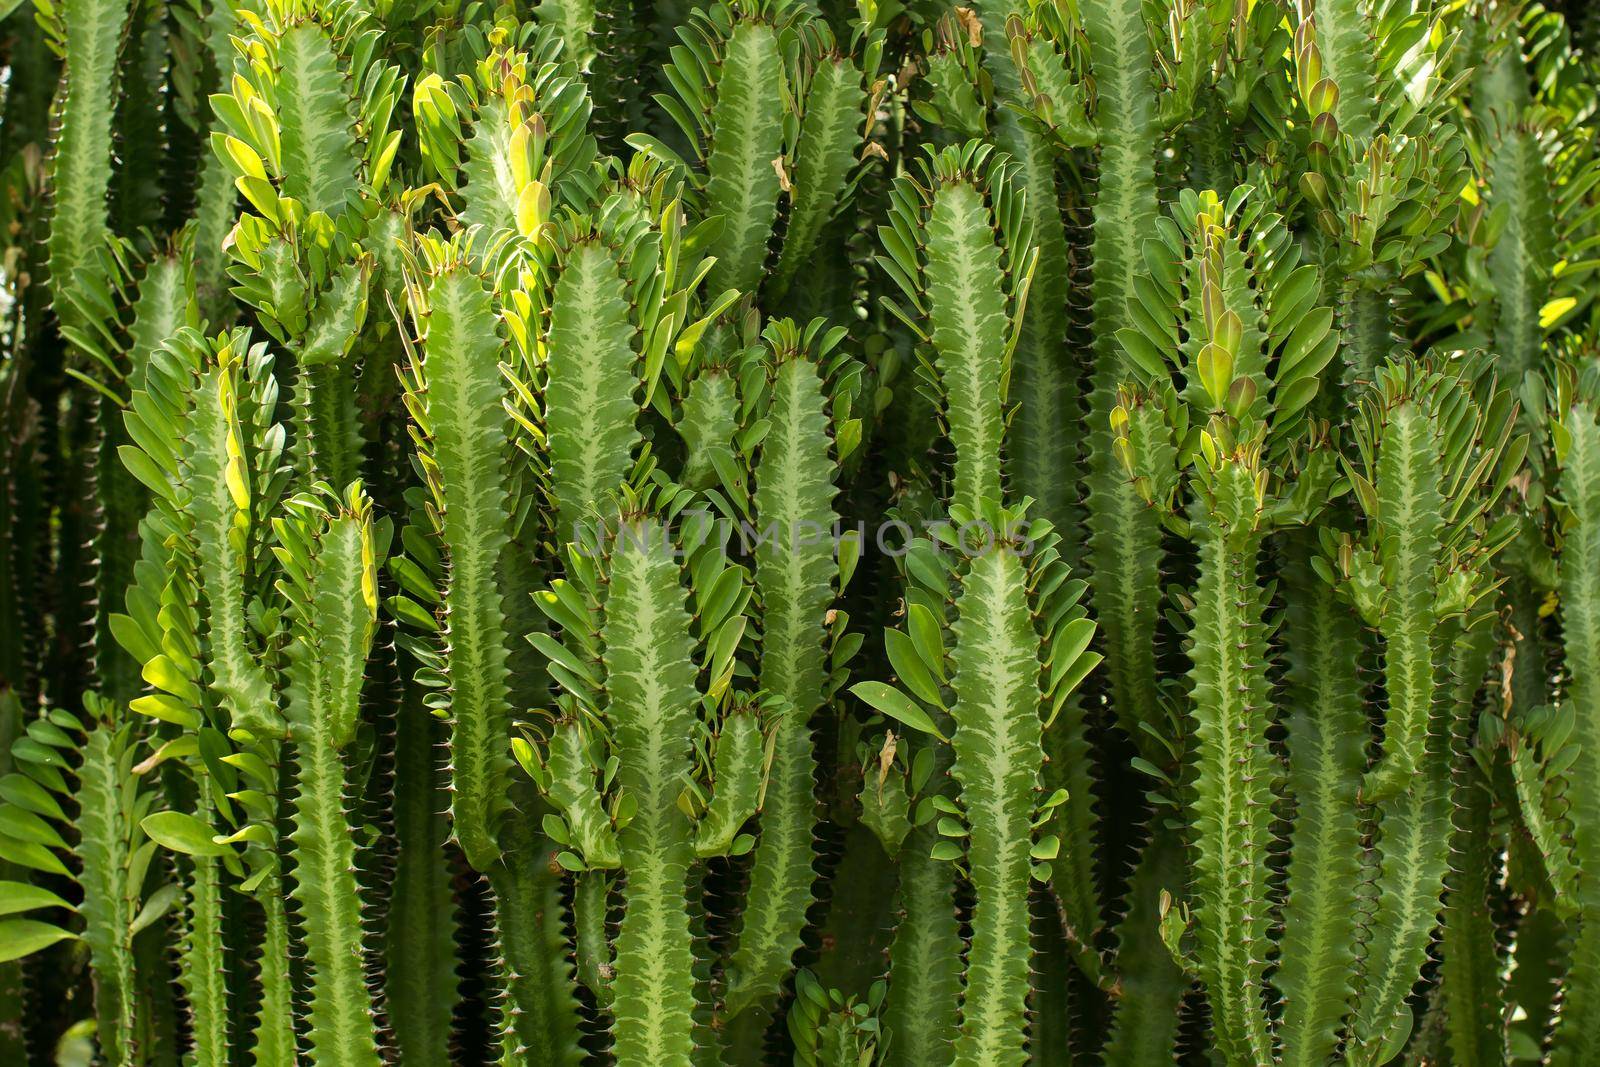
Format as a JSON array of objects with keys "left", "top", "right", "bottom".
[{"left": 4, "top": 0, "right": 1600, "bottom": 1061}]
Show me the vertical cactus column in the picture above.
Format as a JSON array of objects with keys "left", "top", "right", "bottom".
[
  {"left": 870, "top": 141, "right": 1055, "bottom": 1057},
  {"left": 1547, "top": 365, "right": 1600, "bottom": 1065},
  {"left": 402, "top": 241, "right": 516, "bottom": 874},
  {"left": 722, "top": 321, "right": 847, "bottom": 1024},
  {"left": 966, "top": 0, "right": 1089, "bottom": 538},
  {"left": 1109, "top": 187, "right": 1341, "bottom": 1064},
  {"left": 645, "top": 0, "right": 878, "bottom": 315},
  {"left": 276, "top": 486, "right": 385, "bottom": 1065},
  {"left": 595, "top": 510, "right": 703, "bottom": 1064},
  {"left": 877, "top": 142, "right": 1036, "bottom": 517},
  {"left": 1078, "top": 0, "right": 1170, "bottom": 774},
  {"left": 1276, "top": 547, "right": 1366, "bottom": 1067},
  {"left": 1330, "top": 362, "right": 1521, "bottom": 1066},
  {"left": 854, "top": 503, "right": 1098, "bottom": 1065},
  {"left": 530, "top": 495, "right": 766, "bottom": 1064}
]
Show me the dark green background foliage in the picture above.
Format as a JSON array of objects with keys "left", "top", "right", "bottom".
[{"left": 1, "top": 0, "right": 1599, "bottom": 1062}]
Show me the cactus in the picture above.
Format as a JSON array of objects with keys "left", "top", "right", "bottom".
[
  {"left": 1545, "top": 362, "right": 1600, "bottom": 1064},
  {"left": 1111, "top": 187, "right": 1339, "bottom": 1065},
  {"left": 7, "top": 0, "right": 1600, "bottom": 1061},
  {"left": 275, "top": 484, "right": 385, "bottom": 1063},
  {"left": 400, "top": 239, "right": 518, "bottom": 874},
  {"left": 853, "top": 501, "right": 1099, "bottom": 1064},
  {"left": 719, "top": 319, "right": 853, "bottom": 1027},
  {"left": 528, "top": 492, "right": 767, "bottom": 1063}
]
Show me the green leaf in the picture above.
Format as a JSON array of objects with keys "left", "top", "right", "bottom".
[
  {"left": 1048, "top": 617, "right": 1098, "bottom": 690},
  {"left": 0, "top": 837, "right": 69, "bottom": 876},
  {"left": 529, "top": 632, "right": 601, "bottom": 688},
  {"left": 907, "top": 603, "right": 947, "bottom": 681},
  {"left": 0, "top": 807, "right": 68, "bottom": 850},
  {"left": 885, "top": 629, "right": 944, "bottom": 707},
  {"left": 0, "top": 881, "right": 76, "bottom": 918},
  {"left": 0, "top": 919, "right": 77, "bottom": 963},
  {"left": 849, "top": 682, "right": 945, "bottom": 740},
  {"left": 0, "top": 774, "right": 66, "bottom": 821},
  {"left": 129, "top": 883, "right": 181, "bottom": 936},
  {"left": 141, "top": 811, "right": 227, "bottom": 857}
]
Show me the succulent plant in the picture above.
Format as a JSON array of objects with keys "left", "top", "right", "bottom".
[{"left": 2, "top": 0, "right": 1599, "bottom": 1062}]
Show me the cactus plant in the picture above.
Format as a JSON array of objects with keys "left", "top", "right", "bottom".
[{"left": 5, "top": 0, "right": 1600, "bottom": 1062}]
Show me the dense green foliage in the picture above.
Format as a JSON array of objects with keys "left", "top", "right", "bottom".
[{"left": 2, "top": 0, "right": 1600, "bottom": 1062}]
